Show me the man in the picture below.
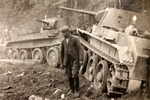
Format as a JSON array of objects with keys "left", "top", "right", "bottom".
[{"left": 59, "top": 26, "right": 83, "bottom": 97}]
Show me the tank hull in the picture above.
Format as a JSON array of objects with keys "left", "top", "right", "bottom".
[
  {"left": 5, "top": 17, "right": 68, "bottom": 67},
  {"left": 64, "top": 7, "right": 150, "bottom": 96},
  {"left": 6, "top": 37, "right": 61, "bottom": 49}
]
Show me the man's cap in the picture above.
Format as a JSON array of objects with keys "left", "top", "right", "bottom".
[{"left": 59, "top": 26, "right": 70, "bottom": 33}]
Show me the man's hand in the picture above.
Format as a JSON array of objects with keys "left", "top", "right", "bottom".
[
  {"left": 79, "top": 61, "right": 83, "bottom": 66},
  {"left": 60, "top": 64, "right": 64, "bottom": 69}
]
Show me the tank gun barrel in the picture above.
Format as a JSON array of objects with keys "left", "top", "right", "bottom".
[
  {"left": 35, "top": 18, "right": 49, "bottom": 25},
  {"left": 60, "top": 6, "right": 96, "bottom": 16}
]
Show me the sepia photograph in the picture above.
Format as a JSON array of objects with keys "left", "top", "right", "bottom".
[{"left": 0, "top": 0, "right": 150, "bottom": 100}]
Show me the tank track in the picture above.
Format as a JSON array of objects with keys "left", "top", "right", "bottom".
[
  {"left": 80, "top": 37, "right": 129, "bottom": 95},
  {"left": 107, "top": 65, "right": 129, "bottom": 96}
]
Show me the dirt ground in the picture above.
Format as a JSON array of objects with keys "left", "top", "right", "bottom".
[{"left": 0, "top": 60, "right": 147, "bottom": 100}]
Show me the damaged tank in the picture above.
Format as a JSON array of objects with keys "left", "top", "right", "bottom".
[
  {"left": 60, "top": 6, "right": 150, "bottom": 96},
  {"left": 5, "top": 16, "right": 68, "bottom": 67}
]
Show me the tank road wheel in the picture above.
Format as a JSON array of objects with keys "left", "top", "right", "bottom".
[
  {"left": 5, "top": 48, "right": 11, "bottom": 59},
  {"left": 32, "top": 48, "right": 44, "bottom": 63},
  {"left": 85, "top": 56, "right": 98, "bottom": 82},
  {"left": 11, "top": 49, "right": 19, "bottom": 59},
  {"left": 94, "top": 60, "right": 108, "bottom": 93},
  {"left": 19, "top": 49, "right": 29, "bottom": 60},
  {"left": 79, "top": 50, "right": 88, "bottom": 75},
  {"left": 46, "top": 47, "right": 59, "bottom": 67}
]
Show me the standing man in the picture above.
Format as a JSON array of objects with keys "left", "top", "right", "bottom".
[{"left": 59, "top": 26, "right": 83, "bottom": 97}]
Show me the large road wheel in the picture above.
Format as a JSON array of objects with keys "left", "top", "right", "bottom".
[
  {"left": 79, "top": 50, "right": 88, "bottom": 75},
  {"left": 46, "top": 47, "right": 59, "bottom": 67},
  {"left": 11, "top": 49, "right": 19, "bottom": 59},
  {"left": 19, "top": 49, "right": 29, "bottom": 60},
  {"left": 94, "top": 60, "right": 108, "bottom": 93},
  {"left": 32, "top": 48, "right": 44, "bottom": 63},
  {"left": 5, "top": 48, "right": 11, "bottom": 59},
  {"left": 85, "top": 56, "right": 98, "bottom": 82}
]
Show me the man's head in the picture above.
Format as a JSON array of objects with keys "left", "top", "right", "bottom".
[{"left": 59, "top": 26, "right": 70, "bottom": 38}]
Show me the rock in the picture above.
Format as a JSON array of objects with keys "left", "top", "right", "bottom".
[
  {"left": 3, "top": 86, "right": 13, "bottom": 91},
  {"left": 0, "top": 93, "right": 5, "bottom": 98},
  {"left": 45, "top": 98, "right": 50, "bottom": 100},
  {"left": 28, "top": 95, "right": 43, "bottom": 100},
  {"left": 111, "top": 98, "right": 115, "bottom": 100},
  {"left": 61, "top": 94, "right": 65, "bottom": 99},
  {"left": 28, "top": 95, "right": 50, "bottom": 100},
  {"left": 53, "top": 89, "right": 62, "bottom": 95},
  {"left": 16, "top": 72, "right": 25, "bottom": 77},
  {"left": 3, "top": 71, "right": 12, "bottom": 75},
  {"left": 53, "top": 89, "right": 62, "bottom": 99}
]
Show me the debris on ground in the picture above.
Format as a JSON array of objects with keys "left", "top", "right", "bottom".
[
  {"left": 28, "top": 95, "right": 43, "bottom": 100},
  {"left": 0, "top": 61, "right": 146, "bottom": 100},
  {"left": 16, "top": 72, "right": 25, "bottom": 77},
  {"left": 61, "top": 94, "right": 65, "bottom": 99},
  {"left": 3, "top": 71, "right": 12, "bottom": 75}
]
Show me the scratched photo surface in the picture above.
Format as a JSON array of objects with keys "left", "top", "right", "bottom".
[{"left": 0, "top": 0, "right": 149, "bottom": 100}]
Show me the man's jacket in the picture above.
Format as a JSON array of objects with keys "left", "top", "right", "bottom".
[{"left": 60, "top": 34, "right": 83, "bottom": 66}]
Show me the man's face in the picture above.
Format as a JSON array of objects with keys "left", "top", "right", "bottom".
[{"left": 62, "top": 31, "right": 70, "bottom": 38}]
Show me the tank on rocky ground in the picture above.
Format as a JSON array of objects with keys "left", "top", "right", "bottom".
[
  {"left": 60, "top": 6, "right": 150, "bottom": 97},
  {"left": 5, "top": 16, "right": 68, "bottom": 67}
]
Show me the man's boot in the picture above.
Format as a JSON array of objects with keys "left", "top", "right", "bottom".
[
  {"left": 67, "top": 77, "right": 74, "bottom": 95},
  {"left": 73, "top": 78, "right": 79, "bottom": 98}
]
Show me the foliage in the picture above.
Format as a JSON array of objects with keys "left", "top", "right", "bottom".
[{"left": 0, "top": 0, "right": 149, "bottom": 40}]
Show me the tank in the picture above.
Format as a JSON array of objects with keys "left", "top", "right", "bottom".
[
  {"left": 60, "top": 6, "right": 150, "bottom": 97},
  {"left": 5, "top": 16, "right": 68, "bottom": 67}
]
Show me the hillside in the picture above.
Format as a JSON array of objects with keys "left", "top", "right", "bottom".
[
  {"left": 0, "top": 61, "right": 146, "bottom": 100},
  {"left": 0, "top": 0, "right": 150, "bottom": 42}
]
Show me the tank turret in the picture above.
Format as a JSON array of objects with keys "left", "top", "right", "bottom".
[{"left": 35, "top": 18, "right": 59, "bottom": 31}]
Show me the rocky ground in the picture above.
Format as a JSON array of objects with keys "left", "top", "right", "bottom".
[
  {"left": 0, "top": 60, "right": 147, "bottom": 100},
  {"left": 0, "top": 61, "right": 89, "bottom": 100}
]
